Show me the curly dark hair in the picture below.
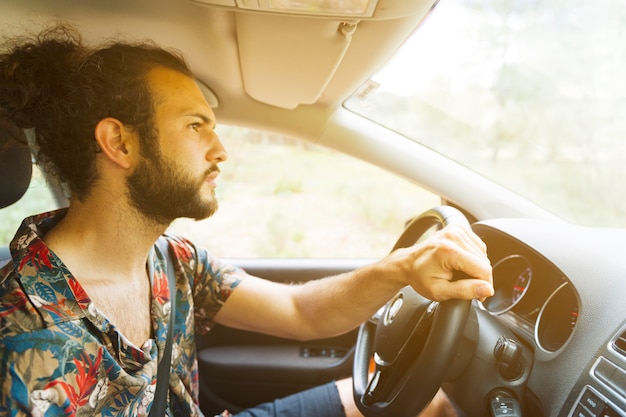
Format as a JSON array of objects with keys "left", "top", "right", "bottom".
[{"left": 0, "top": 23, "right": 192, "bottom": 199}]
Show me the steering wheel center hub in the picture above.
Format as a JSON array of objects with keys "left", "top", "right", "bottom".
[{"left": 383, "top": 294, "right": 403, "bottom": 326}]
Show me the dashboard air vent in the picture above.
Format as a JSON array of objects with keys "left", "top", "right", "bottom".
[{"left": 613, "top": 328, "right": 626, "bottom": 358}]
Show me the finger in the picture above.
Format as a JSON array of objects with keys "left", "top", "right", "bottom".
[
  {"left": 460, "top": 227, "right": 488, "bottom": 256},
  {"left": 433, "top": 239, "right": 494, "bottom": 300},
  {"left": 428, "top": 277, "right": 494, "bottom": 302},
  {"left": 436, "top": 226, "right": 492, "bottom": 279},
  {"left": 441, "top": 223, "right": 487, "bottom": 257},
  {"left": 454, "top": 248, "right": 493, "bottom": 284}
]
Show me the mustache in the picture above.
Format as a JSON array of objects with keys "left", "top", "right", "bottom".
[
  {"left": 197, "top": 165, "right": 220, "bottom": 185},
  {"left": 205, "top": 165, "right": 220, "bottom": 177}
]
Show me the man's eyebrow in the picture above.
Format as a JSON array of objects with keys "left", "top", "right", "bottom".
[{"left": 186, "top": 113, "right": 215, "bottom": 126}]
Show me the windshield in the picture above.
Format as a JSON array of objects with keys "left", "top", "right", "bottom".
[{"left": 345, "top": 0, "right": 626, "bottom": 227}]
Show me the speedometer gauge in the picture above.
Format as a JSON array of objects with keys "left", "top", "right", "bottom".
[
  {"left": 483, "top": 254, "right": 533, "bottom": 315},
  {"left": 536, "top": 282, "right": 579, "bottom": 353}
]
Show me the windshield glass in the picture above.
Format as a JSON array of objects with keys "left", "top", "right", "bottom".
[{"left": 345, "top": 0, "right": 626, "bottom": 227}]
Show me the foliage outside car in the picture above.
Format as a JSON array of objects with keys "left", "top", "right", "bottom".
[
  {"left": 0, "top": 126, "right": 439, "bottom": 259},
  {"left": 346, "top": 0, "right": 626, "bottom": 228},
  {"left": 169, "top": 127, "right": 440, "bottom": 258}
]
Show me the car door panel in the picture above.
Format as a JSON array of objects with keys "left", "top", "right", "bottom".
[{"left": 197, "top": 258, "right": 373, "bottom": 414}]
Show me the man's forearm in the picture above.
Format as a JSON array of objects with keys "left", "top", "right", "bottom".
[{"left": 291, "top": 260, "right": 404, "bottom": 340}]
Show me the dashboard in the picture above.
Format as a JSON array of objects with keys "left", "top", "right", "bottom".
[{"left": 449, "top": 219, "right": 626, "bottom": 417}]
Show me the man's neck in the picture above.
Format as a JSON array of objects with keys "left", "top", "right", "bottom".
[{"left": 43, "top": 194, "right": 168, "bottom": 285}]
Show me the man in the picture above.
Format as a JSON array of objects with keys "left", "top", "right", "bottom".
[{"left": 0, "top": 24, "right": 493, "bottom": 417}]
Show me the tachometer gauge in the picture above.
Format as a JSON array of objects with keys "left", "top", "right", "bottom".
[
  {"left": 512, "top": 266, "right": 532, "bottom": 304},
  {"left": 483, "top": 254, "right": 533, "bottom": 315}
]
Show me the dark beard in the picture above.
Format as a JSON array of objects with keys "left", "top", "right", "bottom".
[{"left": 126, "top": 151, "right": 218, "bottom": 226}]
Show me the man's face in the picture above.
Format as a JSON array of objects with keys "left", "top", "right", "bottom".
[
  {"left": 127, "top": 146, "right": 219, "bottom": 225},
  {"left": 126, "top": 67, "right": 226, "bottom": 225}
]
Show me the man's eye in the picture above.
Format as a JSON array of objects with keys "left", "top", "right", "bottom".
[{"left": 189, "top": 123, "right": 201, "bottom": 131}]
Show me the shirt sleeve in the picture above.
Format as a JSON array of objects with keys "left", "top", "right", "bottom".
[{"left": 167, "top": 236, "right": 247, "bottom": 334}]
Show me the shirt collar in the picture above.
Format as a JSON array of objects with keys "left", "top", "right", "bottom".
[{"left": 10, "top": 209, "right": 94, "bottom": 327}]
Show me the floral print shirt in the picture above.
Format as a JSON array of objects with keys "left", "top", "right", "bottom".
[{"left": 0, "top": 210, "right": 246, "bottom": 417}]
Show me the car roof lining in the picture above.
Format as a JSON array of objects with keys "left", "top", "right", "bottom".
[{"left": 1, "top": 0, "right": 436, "bottom": 141}]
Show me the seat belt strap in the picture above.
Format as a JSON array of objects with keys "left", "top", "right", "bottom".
[{"left": 149, "top": 236, "right": 177, "bottom": 417}]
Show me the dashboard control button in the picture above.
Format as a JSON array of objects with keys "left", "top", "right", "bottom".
[
  {"left": 494, "top": 336, "right": 523, "bottom": 380},
  {"left": 580, "top": 389, "right": 605, "bottom": 415},
  {"left": 610, "top": 366, "right": 626, "bottom": 397},
  {"left": 594, "top": 358, "right": 616, "bottom": 381},
  {"left": 489, "top": 391, "right": 521, "bottom": 417},
  {"left": 572, "top": 403, "right": 594, "bottom": 417}
]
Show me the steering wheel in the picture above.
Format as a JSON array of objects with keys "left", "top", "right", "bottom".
[{"left": 353, "top": 205, "right": 473, "bottom": 417}]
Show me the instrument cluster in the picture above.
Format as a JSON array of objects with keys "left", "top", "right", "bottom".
[{"left": 480, "top": 236, "right": 579, "bottom": 354}]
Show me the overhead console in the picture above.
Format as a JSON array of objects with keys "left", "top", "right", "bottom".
[{"left": 186, "top": 0, "right": 439, "bottom": 109}]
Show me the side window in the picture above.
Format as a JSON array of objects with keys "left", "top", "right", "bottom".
[
  {"left": 168, "top": 126, "right": 441, "bottom": 258},
  {"left": 0, "top": 165, "right": 61, "bottom": 245}
]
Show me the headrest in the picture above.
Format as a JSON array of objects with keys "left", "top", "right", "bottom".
[{"left": 0, "top": 118, "right": 33, "bottom": 209}]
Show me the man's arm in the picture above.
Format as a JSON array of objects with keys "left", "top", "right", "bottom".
[{"left": 213, "top": 223, "right": 494, "bottom": 341}]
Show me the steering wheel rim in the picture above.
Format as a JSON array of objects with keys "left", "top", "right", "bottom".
[{"left": 353, "top": 205, "right": 473, "bottom": 417}]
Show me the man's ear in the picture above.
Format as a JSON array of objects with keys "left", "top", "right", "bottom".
[{"left": 94, "top": 118, "right": 136, "bottom": 169}]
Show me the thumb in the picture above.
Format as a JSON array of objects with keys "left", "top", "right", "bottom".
[{"left": 428, "top": 275, "right": 494, "bottom": 302}]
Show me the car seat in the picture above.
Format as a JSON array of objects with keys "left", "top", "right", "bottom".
[{"left": 0, "top": 118, "right": 33, "bottom": 268}]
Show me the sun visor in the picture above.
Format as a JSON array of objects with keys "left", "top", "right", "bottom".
[{"left": 235, "top": 13, "right": 356, "bottom": 109}]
